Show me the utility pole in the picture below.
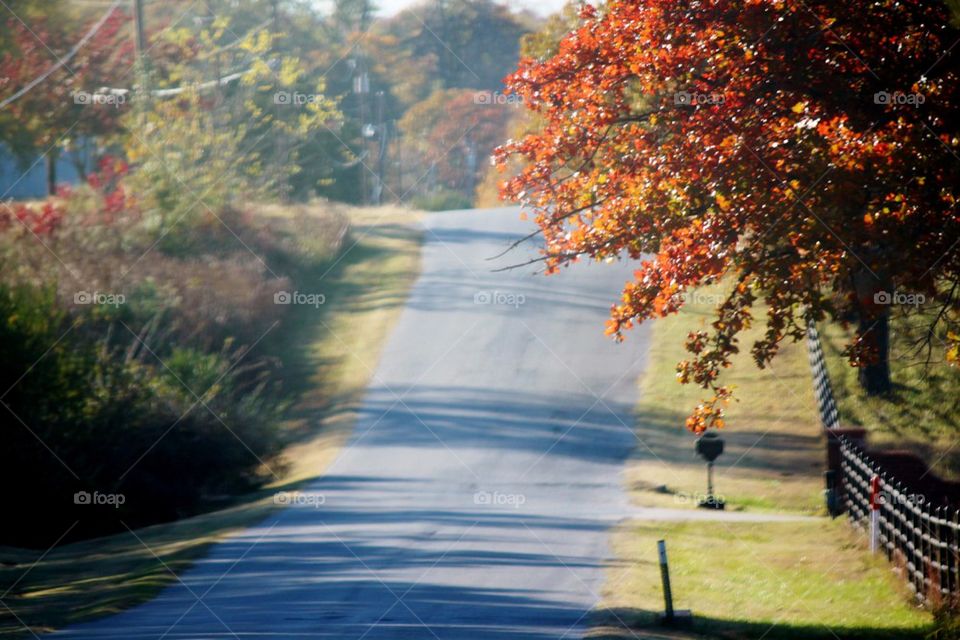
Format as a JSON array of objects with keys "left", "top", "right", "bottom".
[
  {"left": 132, "top": 0, "right": 151, "bottom": 112},
  {"left": 374, "top": 90, "right": 387, "bottom": 205},
  {"left": 353, "top": 62, "right": 369, "bottom": 205},
  {"left": 464, "top": 136, "right": 477, "bottom": 197},
  {"left": 206, "top": 1, "right": 222, "bottom": 108},
  {"left": 133, "top": 0, "right": 147, "bottom": 57}
]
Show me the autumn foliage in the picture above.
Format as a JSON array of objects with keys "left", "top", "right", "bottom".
[
  {"left": 497, "top": 0, "right": 960, "bottom": 432},
  {"left": 0, "top": 7, "right": 133, "bottom": 154}
]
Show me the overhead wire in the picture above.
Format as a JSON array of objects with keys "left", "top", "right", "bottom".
[{"left": 0, "top": 0, "right": 124, "bottom": 110}]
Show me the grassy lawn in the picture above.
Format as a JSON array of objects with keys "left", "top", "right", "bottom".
[
  {"left": 820, "top": 317, "right": 960, "bottom": 479},
  {"left": 0, "top": 203, "right": 423, "bottom": 637},
  {"left": 599, "top": 287, "right": 931, "bottom": 638},
  {"left": 592, "top": 519, "right": 929, "bottom": 640},
  {"left": 625, "top": 288, "right": 825, "bottom": 514}
]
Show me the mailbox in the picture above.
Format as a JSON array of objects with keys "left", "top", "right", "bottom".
[
  {"left": 695, "top": 432, "right": 724, "bottom": 462},
  {"left": 695, "top": 431, "right": 725, "bottom": 510}
]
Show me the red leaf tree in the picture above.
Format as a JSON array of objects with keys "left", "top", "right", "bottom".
[
  {"left": 0, "top": 6, "right": 133, "bottom": 193},
  {"left": 496, "top": 1, "right": 960, "bottom": 432}
]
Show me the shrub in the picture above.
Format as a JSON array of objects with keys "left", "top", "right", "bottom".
[
  {"left": 0, "top": 160, "right": 348, "bottom": 546},
  {"left": 0, "top": 284, "right": 286, "bottom": 546}
]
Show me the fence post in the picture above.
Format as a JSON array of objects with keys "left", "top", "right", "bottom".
[
  {"left": 937, "top": 505, "right": 946, "bottom": 601},
  {"left": 923, "top": 502, "right": 932, "bottom": 601},
  {"left": 881, "top": 473, "right": 892, "bottom": 559},
  {"left": 897, "top": 482, "right": 906, "bottom": 559},
  {"left": 869, "top": 475, "right": 881, "bottom": 553},
  {"left": 947, "top": 507, "right": 960, "bottom": 597},
  {"left": 657, "top": 540, "right": 674, "bottom": 622},
  {"left": 910, "top": 505, "right": 926, "bottom": 600}
]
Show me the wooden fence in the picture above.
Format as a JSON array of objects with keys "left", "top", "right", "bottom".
[
  {"left": 838, "top": 433, "right": 958, "bottom": 602},
  {"left": 808, "top": 322, "right": 959, "bottom": 603}
]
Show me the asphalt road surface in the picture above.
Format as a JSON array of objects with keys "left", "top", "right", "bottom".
[{"left": 56, "top": 207, "right": 654, "bottom": 640}]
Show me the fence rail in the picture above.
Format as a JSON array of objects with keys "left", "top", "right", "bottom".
[
  {"left": 838, "top": 434, "right": 960, "bottom": 602},
  {"left": 806, "top": 323, "right": 840, "bottom": 430}
]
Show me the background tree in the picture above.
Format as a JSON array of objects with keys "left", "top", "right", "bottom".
[
  {"left": 0, "top": 4, "right": 132, "bottom": 194},
  {"left": 400, "top": 88, "right": 514, "bottom": 200},
  {"left": 378, "top": 0, "right": 532, "bottom": 107},
  {"left": 497, "top": 0, "right": 960, "bottom": 432}
]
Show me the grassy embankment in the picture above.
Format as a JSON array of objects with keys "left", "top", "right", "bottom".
[
  {"left": 593, "top": 287, "right": 930, "bottom": 639},
  {"left": 0, "top": 203, "right": 423, "bottom": 637},
  {"left": 820, "top": 316, "right": 960, "bottom": 479}
]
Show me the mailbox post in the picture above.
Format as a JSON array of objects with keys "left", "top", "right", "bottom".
[{"left": 695, "top": 432, "right": 725, "bottom": 510}]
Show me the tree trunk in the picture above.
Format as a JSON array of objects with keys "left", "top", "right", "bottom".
[
  {"left": 45, "top": 151, "right": 57, "bottom": 196},
  {"left": 852, "top": 265, "right": 892, "bottom": 396},
  {"left": 857, "top": 310, "right": 891, "bottom": 395}
]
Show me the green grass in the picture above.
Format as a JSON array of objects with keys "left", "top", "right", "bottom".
[
  {"left": 626, "top": 287, "right": 825, "bottom": 514},
  {"left": 600, "top": 286, "right": 933, "bottom": 638},
  {"left": 0, "top": 203, "right": 423, "bottom": 637},
  {"left": 820, "top": 317, "right": 960, "bottom": 479},
  {"left": 593, "top": 520, "right": 929, "bottom": 640}
]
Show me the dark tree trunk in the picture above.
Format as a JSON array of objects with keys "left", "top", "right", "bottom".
[
  {"left": 45, "top": 152, "right": 57, "bottom": 196},
  {"left": 857, "top": 310, "right": 891, "bottom": 395},
  {"left": 852, "top": 264, "right": 893, "bottom": 396}
]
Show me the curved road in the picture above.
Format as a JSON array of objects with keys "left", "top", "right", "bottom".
[{"left": 56, "top": 207, "right": 653, "bottom": 640}]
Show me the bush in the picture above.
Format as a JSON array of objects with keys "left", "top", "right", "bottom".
[
  {"left": 0, "top": 161, "right": 349, "bottom": 546},
  {"left": 0, "top": 284, "right": 287, "bottom": 546}
]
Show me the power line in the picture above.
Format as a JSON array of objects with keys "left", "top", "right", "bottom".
[
  {"left": 0, "top": 0, "right": 124, "bottom": 110},
  {"left": 102, "top": 65, "right": 256, "bottom": 98},
  {"left": 3, "top": 7, "right": 275, "bottom": 107}
]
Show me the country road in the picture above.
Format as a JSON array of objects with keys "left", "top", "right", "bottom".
[{"left": 55, "top": 206, "right": 653, "bottom": 639}]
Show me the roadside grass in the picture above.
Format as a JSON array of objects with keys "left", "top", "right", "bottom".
[
  {"left": 820, "top": 317, "right": 960, "bottom": 479},
  {"left": 601, "top": 286, "right": 931, "bottom": 638},
  {"left": 261, "top": 203, "right": 424, "bottom": 484},
  {"left": 0, "top": 203, "right": 423, "bottom": 637},
  {"left": 591, "top": 519, "right": 929, "bottom": 640},
  {"left": 625, "top": 288, "right": 824, "bottom": 514}
]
